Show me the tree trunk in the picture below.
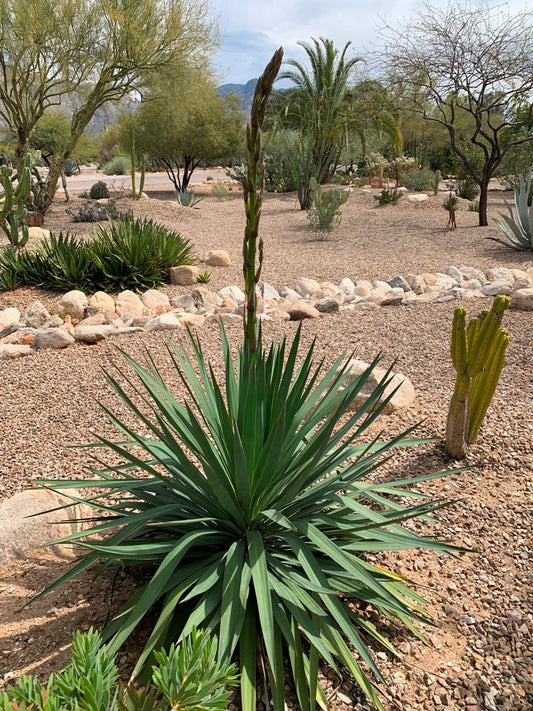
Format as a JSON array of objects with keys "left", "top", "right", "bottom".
[
  {"left": 478, "top": 178, "right": 489, "bottom": 227},
  {"left": 15, "top": 128, "right": 28, "bottom": 177}
]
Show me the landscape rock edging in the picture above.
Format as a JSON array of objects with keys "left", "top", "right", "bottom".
[{"left": 1, "top": 263, "right": 532, "bottom": 361}]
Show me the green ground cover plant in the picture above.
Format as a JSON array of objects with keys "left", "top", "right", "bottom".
[
  {"left": 0, "top": 628, "right": 237, "bottom": 711},
  {"left": 0, "top": 216, "right": 194, "bottom": 292},
  {"left": 36, "top": 49, "right": 460, "bottom": 711}
]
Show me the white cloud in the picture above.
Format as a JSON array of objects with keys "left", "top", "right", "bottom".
[{"left": 211, "top": 0, "right": 530, "bottom": 84}]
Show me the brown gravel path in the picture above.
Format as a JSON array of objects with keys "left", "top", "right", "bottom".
[{"left": 0, "top": 183, "right": 531, "bottom": 710}]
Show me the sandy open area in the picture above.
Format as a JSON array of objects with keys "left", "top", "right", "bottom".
[{"left": 0, "top": 179, "right": 531, "bottom": 710}]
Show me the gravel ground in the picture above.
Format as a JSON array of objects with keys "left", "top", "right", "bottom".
[{"left": 0, "top": 180, "right": 531, "bottom": 710}]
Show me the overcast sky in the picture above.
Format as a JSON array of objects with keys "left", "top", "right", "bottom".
[{"left": 211, "top": 0, "right": 528, "bottom": 85}]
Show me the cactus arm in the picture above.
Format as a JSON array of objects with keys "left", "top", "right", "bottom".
[
  {"left": 450, "top": 307, "right": 467, "bottom": 371},
  {"left": 465, "top": 298, "right": 509, "bottom": 377},
  {"left": 467, "top": 331, "right": 509, "bottom": 444},
  {"left": 445, "top": 372, "right": 471, "bottom": 458}
]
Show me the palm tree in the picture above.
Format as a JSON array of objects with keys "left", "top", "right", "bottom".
[{"left": 280, "top": 37, "right": 361, "bottom": 208}]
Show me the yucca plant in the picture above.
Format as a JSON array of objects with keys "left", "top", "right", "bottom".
[
  {"left": 36, "top": 49, "right": 460, "bottom": 711},
  {"left": 492, "top": 169, "right": 533, "bottom": 250}
]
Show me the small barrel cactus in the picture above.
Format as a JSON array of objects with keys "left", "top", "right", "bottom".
[{"left": 90, "top": 181, "right": 110, "bottom": 199}]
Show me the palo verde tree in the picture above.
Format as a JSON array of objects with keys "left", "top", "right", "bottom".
[
  {"left": 124, "top": 65, "right": 244, "bottom": 193},
  {"left": 0, "top": 0, "right": 93, "bottom": 176},
  {"left": 280, "top": 37, "right": 361, "bottom": 209},
  {"left": 0, "top": 0, "right": 214, "bottom": 211},
  {"left": 380, "top": 1, "right": 533, "bottom": 226}
]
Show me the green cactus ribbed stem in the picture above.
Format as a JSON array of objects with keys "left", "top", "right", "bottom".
[
  {"left": 0, "top": 153, "right": 33, "bottom": 249},
  {"left": 467, "top": 330, "right": 509, "bottom": 444},
  {"left": 445, "top": 297, "right": 510, "bottom": 459}
]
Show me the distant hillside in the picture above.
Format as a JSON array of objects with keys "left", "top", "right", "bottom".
[{"left": 218, "top": 78, "right": 258, "bottom": 114}]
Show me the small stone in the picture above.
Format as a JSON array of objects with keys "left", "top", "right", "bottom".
[
  {"left": 288, "top": 300, "right": 321, "bottom": 320},
  {"left": 0, "top": 344, "right": 34, "bottom": 360},
  {"left": 115, "top": 290, "right": 144, "bottom": 317},
  {"left": 142, "top": 289, "right": 171, "bottom": 311},
  {"left": 169, "top": 265, "right": 200, "bottom": 286},
  {"left": 192, "top": 287, "right": 223, "bottom": 309},
  {"left": 170, "top": 294, "right": 197, "bottom": 312},
  {"left": 407, "top": 193, "right": 429, "bottom": 202},
  {"left": 55, "top": 290, "right": 87, "bottom": 321},
  {"left": 261, "top": 282, "right": 280, "bottom": 300},
  {"left": 0, "top": 307, "right": 21, "bottom": 330},
  {"left": 387, "top": 275, "right": 411, "bottom": 291},
  {"left": 339, "top": 277, "right": 356, "bottom": 293},
  {"left": 144, "top": 313, "right": 184, "bottom": 332},
  {"left": 294, "top": 277, "right": 321, "bottom": 297},
  {"left": 218, "top": 285, "right": 245, "bottom": 302},
  {"left": 22, "top": 302, "right": 50, "bottom": 329},
  {"left": 203, "top": 249, "right": 231, "bottom": 267},
  {"left": 340, "top": 359, "right": 416, "bottom": 414},
  {"left": 510, "top": 287, "right": 533, "bottom": 311},
  {"left": 87, "top": 291, "right": 116, "bottom": 315},
  {"left": 32, "top": 327, "right": 75, "bottom": 350},
  {"left": 315, "top": 298, "right": 340, "bottom": 314}
]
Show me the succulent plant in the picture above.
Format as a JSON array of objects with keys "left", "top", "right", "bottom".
[{"left": 446, "top": 296, "right": 510, "bottom": 458}]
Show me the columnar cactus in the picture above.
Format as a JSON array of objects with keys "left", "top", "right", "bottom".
[
  {"left": 445, "top": 296, "right": 510, "bottom": 458},
  {"left": 0, "top": 154, "right": 34, "bottom": 248}
]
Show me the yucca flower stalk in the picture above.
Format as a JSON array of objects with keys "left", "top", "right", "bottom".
[{"left": 242, "top": 47, "right": 283, "bottom": 357}]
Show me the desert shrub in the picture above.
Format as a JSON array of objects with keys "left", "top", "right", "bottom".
[
  {"left": 91, "top": 216, "right": 195, "bottom": 291},
  {"left": 306, "top": 177, "right": 348, "bottom": 238},
  {"left": 211, "top": 182, "right": 229, "bottom": 200},
  {"left": 456, "top": 176, "right": 480, "bottom": 200},
  {"left": 102, "top": 156, "right": 129, "bottom": 175},
  {"left": 402, "top": 167, "right": 434, "bottom": 191},
  {"left": 263, "top": 131, "right": 301, "bottom": 192},
  {"left": 0, "top": 628, "right": 238, "bottom": 711},
  {"left": 469, "top": 201, "right": 480, "bottom": 212},
  {"left": 0, "top": 217, "right": 195, "bottom": 292},
  {"left": 89, "top": 181, "right": 109, "bottom": 199},
  {"left": 374, "top": 188, "right": 402, "bottom": 205},
  {"left": 443, "top": 196, "right": 459, "bottom": 211},
  {"left": 66, "top": 201, "right": 124, "bottom": 223}
]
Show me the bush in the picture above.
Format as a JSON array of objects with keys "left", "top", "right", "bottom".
[
  {"left": 374, "top": 188, "right": 402, "bottom": 205},
  {"left": 492, "top": 170, "right": 533, "bottom": 250},
  {"left": 306, "top": 177, "right": 348, "bottom": 238},
  {"left": 0, "top": 628, "right": 238, "bottom": 711},
  {"left": 402, "top": 168, "right": 435, "bottom": 191},
  {"left": 456, "top": 176, "right": 480, "bottom": 200},
  {"left": 0, "top": 217, "right": 195, "bottom": 292},
  {"left": 89, "top": 181, "right": 109, "bottom": 199},
  {"left": 211, "top": 182, "right": 229, "bottom": 200},
  {"left": 263, "top": 131, "right": 301, "bottom": 192},
  {"left": 66, "top": 201, "right": 124, "bottom": 223},
  {"left": 102, "top": 156, "right": 129, "bottom": 175},
  {"left": 443, "top": 196, "right": 459, "bottom": 211},
  {"left": 90, "top": 216, "right": 195, "bottom": 291}
]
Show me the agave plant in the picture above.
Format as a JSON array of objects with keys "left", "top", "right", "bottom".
[
  {"left": 492, "top": 170, "right": 533, "bottom": 250},
  {"left": 35, "top": 49, "right": 460, "bottom": 711}
]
